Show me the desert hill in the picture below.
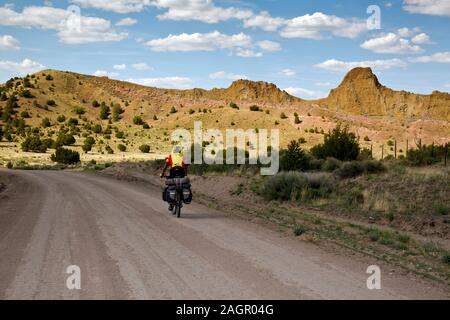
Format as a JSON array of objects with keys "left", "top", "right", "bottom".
[
  {"left": 315, "top": 67, "right": 450, "bottom": 121},
  {"left": 0, "top": 68, "right": 449, "bottom": 165}
]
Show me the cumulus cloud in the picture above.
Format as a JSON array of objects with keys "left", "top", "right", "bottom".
[
  {"left": 403, "top": 0, "right": 450, "bottom": 17},
  {"left": 361, "top": 32, "right": 424, "bottom": 54},
  {"left": 280, "top": 69, "right": 296, "bottom": 77},
  {"left": 113, "top": 64, "right": 127, "bottom": 70},
  {"left": 93, "top": 70, "right": 119, "bottom": 77},
  {"left": 131, "top": 62, "right": 152, "bottom": 71},
  {"left": 284, "top": 87, "right": 326, "bottom": 99},
  {"left": 315, "top": 58, "right": 407, "bottom": 72},
  {"left": 235, "top": 48, "right": 263, "bottom": 58},
  {"left": 126, "top": 77, "right": 194, "bottom": 89},
  {"left": 411, "top": 33, "right": 433, "bottom": 44},
  {"left": 243, "top": 11, "right": 286, "bottom": 32},
  {"left": 411, "top": 52, "right": 450, "bottom": 63},
  {"left": 280, "top": 12, "right": 367, "bottom": 39},
  {"left": 257, "top": 40, "right": 281, "bottom": 52},
  {"left": 209, "top": 71, "right": 247, "bottom": 81},
  {"left": 146, "top": 31, "right": 252, "bottom": 52},
  {"left": 116, "top": 17, "right": 138, "bottom": 26},
  {"left": 71, "top": 0, "right": 150, "bottom": 14},
  {"left": 0, "top": 5, "right": 127, "bottom": 44},
  {"left": 0, "top": 35, "right": 20, "bottom": 50},
  {"left": 0, "top": 58, "right": 46, "bottom": 75},
  {"left": 69, "top": 1, "right": 369, "bottom": 40}
]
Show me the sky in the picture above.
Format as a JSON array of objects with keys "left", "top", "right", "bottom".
[{"left": 0, "top": 0, "right": 449, "bottom": 99}]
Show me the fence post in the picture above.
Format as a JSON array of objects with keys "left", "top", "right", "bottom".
[
  {"left": 394, "top": 139, "right": 397, "bottom": 160},
  {"left": 370, "top": 144, "right": 373, "bottom": 160},
  {"left": 381, "top": 144, "right": 384, "bottom": 160},
  {"left": 406, "top": 139, "right": 409, "bottom": 157}
]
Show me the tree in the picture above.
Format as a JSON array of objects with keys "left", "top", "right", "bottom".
[
  {"left": 112, "top": 104, "right": 124, "bottom": 122},
  {"left": 99, "top": 104, "right": 110, "bottom": 120},
  {"left": 310, "top": 124, "right": 360, "bottom": 161},
  {"left": 280, "top": 139, "right": 310, "bottom": 171},
  {"left": 82, "top": 136, "right": 95, "bottom": 153},
  {"left": 1, "top": 95, "right": 17, "bottom": 122},
  {"left": 51, "top": 148, "right": 80, "bottom": 164}
]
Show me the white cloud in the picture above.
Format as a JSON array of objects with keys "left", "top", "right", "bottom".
[
  {"left": 361, "top": 32, "right": 423, "bottom": 54},
  {"left": 315, "top": 58, "right": 407, "bottom": 72},
  {"left": 403, "top": 0, "right": 450, "bottom": 17},
  {"left": 280, "top": 69, "right": 296, "bottom": 77},
  {"left": 155, "top": 0, "right": 253, "bottom": 24},
  {"left": 0, "top": 35, "right": 20, "bottom": 50},
  {"left": 0, "top": 6, "right": 127, "bottom": 44},
  {"left": 116, "top": 17, "right": 138, "bottom": 26},
  {"left": 411, "top": 52, "right": 450, "bottom": 63},
  {"left": 280, "top": 12, "right": 367, "bottom": 39},
  {"left": 209, "top": 71, "right": 247, "bottom": 80},
  {"left": 93, "top": 70, "right": 119, "bottom": 77},
  {"left": 113, "top": 64, "right": 127, "bottom": 70},
  {"left": 0, "top": 58, "right": 46, "bottom": 75},
  {"left": 315, "top": 81, "right": 332, "bottom": 87},
  {"left": 126, "top": 77, "right": 194, "bottom": 89},
  {"left": 243, "top": 11, "right": 286, "bottom": 32},
  {"left": 411, "top": 32, "right": 433, "bottom": 44},
  {"left": 284, "top": 87, "right": 326, "bottom": 99},
  {"left": 235, "top": 48, "right": 263, "bottom": 58},
  {"left": 131, "top": 62, "right": 152, "bottom": 71},
  {"left": 71, "top": 0, "right": 149, "bottom": 14},
  {"left": 145, "top": 31, "right": 252, "bottom": 52},
  {"left": 257, "top": 40, "right": 281, "bottom": 52}
]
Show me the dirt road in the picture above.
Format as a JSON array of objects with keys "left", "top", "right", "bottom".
[{"left": 0, "top": 170, "right": 447, "bottom": 299}]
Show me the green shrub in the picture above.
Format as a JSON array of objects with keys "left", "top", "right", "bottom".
[
  {"left": 139, "top": 144, "right": 150, "bottom": 153},
  {"left": 442, "top": 253, "right": 450, "bottom": 265},
  {"left": 73, "top": 106, "right": 86, "bottom": 115},
  {"left": 21, "top": 136, "right": 47, "bottom": 153},
  {"left": 46, "top": 99, "right": 56, "bottom": 106},
  {"left": 45, "top": 75, "right": 54, "bottom": 81},
  {"left": 322, "top": 157, "right": 342, "bottom": 172},
  {"left": 293, "top": 224, "right": 307, "bottom": 236},
  {"left": 249, "top": 105, "right": 261, "bottom": 112},
  {"left": 368, "top": 230, "right": 380, "bottom": 242},
  {"left": 105, "top": 145, "right": 114, "bottom": 154},
  {"left": 434, "top": 204, "right": 449, "bottom": 216},
  {"left": 20, "top": 90, "right": 34, "bottom": 98},
  {"left": 259, "top": 172, "right": 335, "bottom": 202},
  {"left": 99, "top": 104, "right": 110, "bottom": 120},
  {"left": 57, "top": 115, "right": 66, "bottom": 123},
  {"left": 92, "top": 100, "right": 100, "bottom": 108},
  {"left": 229, "top": 102, "right": 239, "bottom": 110},
  {"left": 311, "top": 124, "right": 360, "bottom": 161},
  {"left": 6, "top": 161, "right": 13, "bottom": 169},
  {"left": 143, "top": 123, "right": 150, "bottom": 129},
  {"left": 41, "top": 117, "right": 51, "bottom": 128},
  {"left": 280, "top": 139, "right": 310, "bottom": 171},
  {"left": 189, "top": 109, "right": 195, "bottom": 114},
  {"left": 280, "top": 112, "right": 288, "bottom": 119},
  {"left": 92, "top": 124, "right": 102, "bottom": 134},
  {"left": 67, "top": 118, "right": 78, "bottom": 126},
  {"left": 55, "top": 133, "right": 75, "bottom": 147},
  {"left": 407, "top": 143, "right": 449, "bottom": 166},
  {"left": 20, "top": 111, "right": 30, "bottom": 118},
  {"left": 116, "top": 131, "right": 125, "bottom": 139},
  {"left": 170, "top": 107, "right": 178, "bottom": 114},
  {"left": 51, "top": 148, "right": 80, "bottom": 164},
  {"left": 336, "top": 162, "right": 364, "bottom": 178},
  {"left": 133, "top": 116, "right": 144, "bottom": 125},
  {"left": 117, "top": 144, "right": 126, "bottom": 152},
  {"left": 112, "top": 104, "right": 124, "bottom": 122}
]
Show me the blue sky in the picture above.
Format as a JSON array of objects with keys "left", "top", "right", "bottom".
[{"left": 0, "top": 0, "right": 449, "bottom": 99}]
